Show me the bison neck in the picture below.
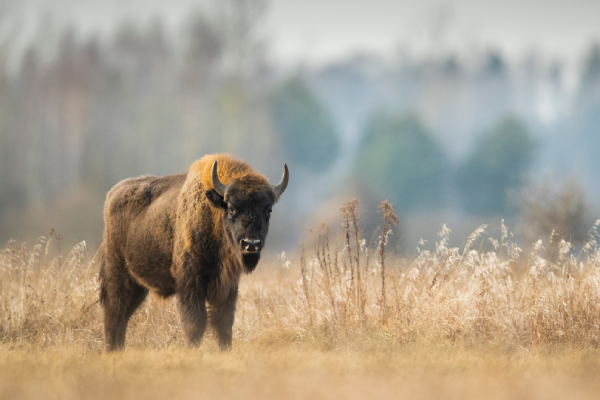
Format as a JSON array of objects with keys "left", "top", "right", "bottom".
[
  {"left": 205, "top": 244, "right": 243, "bottom": 303},
  {"left": 207, "top": 215, "right": 246, "bottom": 296}
]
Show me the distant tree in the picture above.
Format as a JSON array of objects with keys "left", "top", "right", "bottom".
[
  {"left": 519, "top": 177, "right": 594, "bottom": 255},
  {"left": 456, "top": 116, "right": 536, "bottom": 215},
  {"left": 546, "top": 43, "right": 600, "bottom": 206},
  {"left": 580, "top": 43, "right": 600, "bottom": 91},
  {"left": 271, "top": 76, "right": 340, "bottom": 171},
  {"left": 183, "top": 13, "right": 223, "bottom": 89},
  {"left": 482, "top": 51, "right": 507, "bottom": 77},
  {"left": 575, "top": 43, "right": 600, "bottom": 112},
  {"left": 355, "top": 113, "right": 446, "bottom": 211}
]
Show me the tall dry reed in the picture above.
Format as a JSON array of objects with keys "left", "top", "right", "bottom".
[{"left": 2, "top": 200, "right": 600, "bottom": 350}]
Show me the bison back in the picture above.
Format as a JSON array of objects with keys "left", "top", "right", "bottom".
[{"left": 101, "top": 173, "right": 186, "bottom": 297}]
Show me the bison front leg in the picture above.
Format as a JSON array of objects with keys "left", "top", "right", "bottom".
[
  {"left": 177, "top": 277, "right": 208, "bottom": 347},
  {"left": 208, "top": 285, "right": 238, "bottom": 350}
]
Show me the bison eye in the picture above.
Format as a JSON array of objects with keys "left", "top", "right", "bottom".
[
  {"left": 228, "top": 206, "right": 237, "bottom": 217},
  {"left": 266, "top": 207, "right": 272, "bottom": 218}
]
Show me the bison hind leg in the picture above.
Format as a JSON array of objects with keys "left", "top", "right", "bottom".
[
  {"left": 99, "top": 246, "right": 148, "bottom": 351},
  {"left": 102, "top": 277, "right": 148, "bottom": 351}
]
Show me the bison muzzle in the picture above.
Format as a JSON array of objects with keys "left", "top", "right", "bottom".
[{"left": 98, "top": 154, "right": 288, "bottom": 351}]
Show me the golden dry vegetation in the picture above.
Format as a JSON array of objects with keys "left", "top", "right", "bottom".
[{"left": 1, "top": 200, "right": 600, "bottom": 399}]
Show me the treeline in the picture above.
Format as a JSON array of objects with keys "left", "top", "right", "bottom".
[
  {"left": 0, "top": 7, "right": 599, "bottom": 247},
  {"left": 312, "top": 45, "right": 600, "bottom": 217},
  {"left": 355, "top": 112, "right": 535, "bottom": 216},
  {"left": 0, "top": 13, "right": 275, "bottom": 212}
]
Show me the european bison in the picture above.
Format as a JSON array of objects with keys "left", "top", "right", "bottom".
[{"left": 98, "top": 154, "right": 288, "bottom": 351}]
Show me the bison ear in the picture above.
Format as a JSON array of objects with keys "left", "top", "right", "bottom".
[{"left": 205, "top": 189, "right": 226, "bottom": 209}]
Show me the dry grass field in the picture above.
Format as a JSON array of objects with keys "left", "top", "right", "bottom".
[{"left": 2, "top": 200, "right": 600, "bottom": 399}]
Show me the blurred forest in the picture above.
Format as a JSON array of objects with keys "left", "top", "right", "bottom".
[{"left": 0, "top": 0, "right": 599, "bottom": 250}]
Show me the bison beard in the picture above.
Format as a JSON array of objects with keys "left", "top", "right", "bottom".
[{"left": 98, "top": 154, "right": 288, "bottom": 352}]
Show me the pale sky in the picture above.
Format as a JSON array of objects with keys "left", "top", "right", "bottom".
[{"left": 13, "top": 0, "right": 600, "bottom": 67}]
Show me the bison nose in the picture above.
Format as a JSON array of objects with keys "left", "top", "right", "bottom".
[{"left": 241, "top": 238, "right": 262, "bottom": 253}]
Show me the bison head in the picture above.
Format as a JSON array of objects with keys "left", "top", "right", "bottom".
[{"left": 205, "top": 161, "right": 289, "bottom": 272}]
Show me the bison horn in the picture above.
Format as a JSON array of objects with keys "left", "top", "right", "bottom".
[
  {"left": 273, "top": 164, "right": 289, "bottom": 200},
  {"left": 211, "top": 161, "right": 227, "bottom": 196}
]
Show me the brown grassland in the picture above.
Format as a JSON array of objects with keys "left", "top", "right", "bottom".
[{"left": 1, "top": 200, "right": 600, "bottom": 399}]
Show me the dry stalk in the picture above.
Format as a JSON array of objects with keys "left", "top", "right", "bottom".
[
  {"left": 341, "top": 200, "right": 356, "bottom": 304},
  {"left": 378, "top": 200, "right": 399, "bottom": 326},
  {"left": 299, "top": 243, "right": 312, "bottom": 325}
]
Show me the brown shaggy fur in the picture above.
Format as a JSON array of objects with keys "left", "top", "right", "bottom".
[{"left": 99, "top": 154, "right": 279, "bottom": 351}]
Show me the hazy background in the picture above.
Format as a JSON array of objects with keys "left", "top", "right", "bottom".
[{"left": 1, "top": 0, "right": 599, "bottom": 253}]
